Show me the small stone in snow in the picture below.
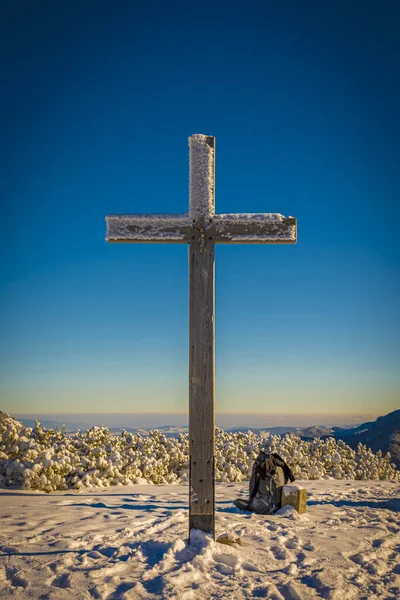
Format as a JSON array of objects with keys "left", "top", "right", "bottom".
[{"left": 216, "top": 532, "right": 243, "bottom": 547}]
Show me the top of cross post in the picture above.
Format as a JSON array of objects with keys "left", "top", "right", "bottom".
[
  {"left": 189, "top": 134, "right": 215, "bottom": 226},
  {"left": 105, "top": 133, "right": 297, "bottom": 245}
]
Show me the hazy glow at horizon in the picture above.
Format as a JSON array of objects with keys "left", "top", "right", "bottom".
[
  {"left": 2, "top": 374, "right": 397, "bottom": 417},
  {"left": 10, "top": 411, "right": 383, "bottom": 429}
]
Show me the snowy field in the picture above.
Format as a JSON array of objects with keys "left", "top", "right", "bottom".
[{"left": 0, "top": 480, "right": 399, "bottom": 599}]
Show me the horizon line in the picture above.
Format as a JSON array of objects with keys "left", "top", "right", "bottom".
[{"left": 10, "top": 411, "right": 382, "bottom": 417}]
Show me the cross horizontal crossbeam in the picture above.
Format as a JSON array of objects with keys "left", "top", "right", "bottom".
[{"left": 106, "top": 212, "right": 297, "bottom": 244}]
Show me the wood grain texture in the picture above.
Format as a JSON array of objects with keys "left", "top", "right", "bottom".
[
  {"left": 106, "top": 214, "right": 193, "bottom": 243},
  {"left": 209, "top": 215, "right": 297, "bottom": 244},
  {"left": 189, "top": 238, "right": 215, "bottom": 539}
]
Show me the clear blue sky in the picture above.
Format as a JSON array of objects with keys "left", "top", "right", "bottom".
[{"left": 1, "top": 1, "right": 399, "bottom": 417}]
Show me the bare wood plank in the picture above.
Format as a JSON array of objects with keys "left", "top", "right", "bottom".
[
  {"left": 189, "top": 238, "right": 215, "bottom": 539},
  {"left": 106, "top": 214, "right": 193, "bottom": 243},
  {"left": 209, "top": 214, "right": 297, "bottom": 244}
]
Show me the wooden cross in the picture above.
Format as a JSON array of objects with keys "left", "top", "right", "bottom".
[{"left": 106, "top": 134, "right": 297, "bottom": 541}]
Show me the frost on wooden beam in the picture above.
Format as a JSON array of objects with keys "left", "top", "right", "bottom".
[
  {"left": 210, "top": 213, "right": 297, "bottom": 244},
  {"left": 106, "top": 214, "right": 192, "bottom": 243},
  {"left": 189, "top": 134, "right": 215, "bottom": 223},
  {"left": 106, "top": 212, "right": 297, "bottom": 244}
]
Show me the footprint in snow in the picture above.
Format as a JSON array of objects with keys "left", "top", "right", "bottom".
[
  {"left": 0, "top": 545, "right": 18, "bottom": 554},
  {"left": 371, "top": 537, "right": 388, "bottom": 548},
  {"left": 52, "top": 573, "right": 72, "bottom": 589},
  {"left": 285, "top": 537, "right": 302, "bottom": 550},
  {"left": 270, "top": 544, "right": 293, "bottom": 561},
  {"left": 303, "top": 543, "right": 315, "bottom": 551},
  {"left": 5, "top": 567, "right": 28, "bottom": 589},
  {"left": 86, "top": 551, "right": 104, "bottom": 560},
  {"left": 296, "top": 551, "right": 308, "bottom": 563}
]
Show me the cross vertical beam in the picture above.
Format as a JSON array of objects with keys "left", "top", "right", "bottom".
[
  {"left": 188, "top": 135, "right": 215, "bottom": 540},
  {"left": 105, "top": 133, "right": 297, "bottom": 543},
  {"left": 189, "top": 238, "right": 215, "bottom": 538}
]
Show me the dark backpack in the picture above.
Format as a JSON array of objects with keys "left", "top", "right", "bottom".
[{"left": 235, "top": 451, "right": 295, "bottom": 515}]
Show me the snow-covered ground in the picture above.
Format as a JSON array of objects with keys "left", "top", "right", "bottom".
[{"left": 1, "top": 480, "right": 399, "bottom": 599}]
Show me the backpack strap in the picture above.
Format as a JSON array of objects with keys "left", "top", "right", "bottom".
[
  {"left": 249, "top": 463, "right": 265, "bottom": 499},
  {"left": 272, "top": 452, "right": 296, "bottom": 483}
]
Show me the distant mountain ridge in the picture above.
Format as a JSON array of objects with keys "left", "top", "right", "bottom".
[
  {"left": 9, "top": 418, "right": 304, "bottom": 438},
  {"left": 329, "top": 409, "right": 400, "bottom": 468},
  {"left": 283, "top": 410, "right": 399, "bottom": 468},
  {"left": 291, "top": 425, "right": 333, "bottom": 439}
]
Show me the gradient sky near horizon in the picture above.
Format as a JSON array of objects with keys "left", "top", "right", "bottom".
[{"left": 1, "top": 1, "right": 399, "bottom": 418}]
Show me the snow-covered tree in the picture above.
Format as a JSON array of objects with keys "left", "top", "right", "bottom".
[{"left": 0, "top": 413, "right": 398, "bottom": 492}]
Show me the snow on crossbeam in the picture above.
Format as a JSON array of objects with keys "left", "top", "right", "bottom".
[
  {"left": 210, "top": 213, "right": 296, "bottom": 244},
  {"left": 189, "top": 134, "right": 215, "bottom": 221},
  {"left": 106, "top": 212, "right": 296, "bottom": 244},
  {"left": 106, "top": 214, "right": 192, "bottom": 243}
]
